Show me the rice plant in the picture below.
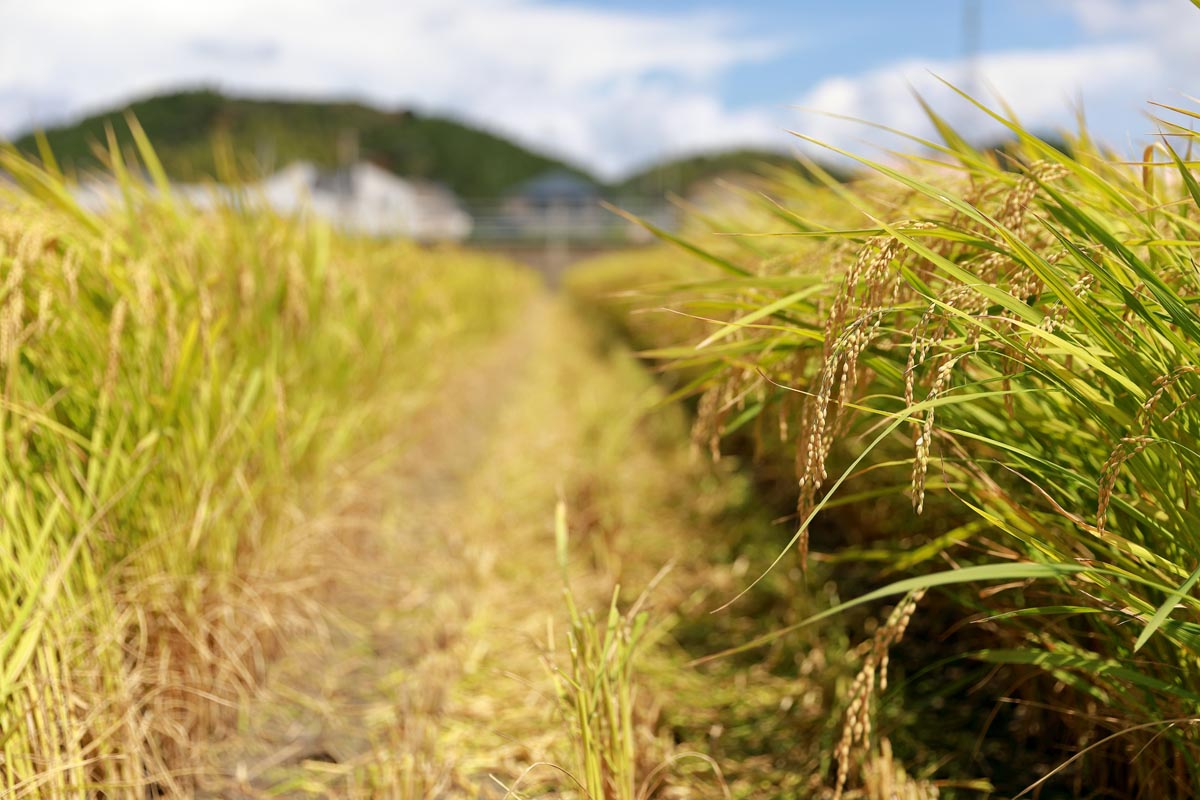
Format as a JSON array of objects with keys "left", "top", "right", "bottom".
[
  {"left": 546, "top": 498, "right": 646, "bottom": 800},
  {"left": 0, "top": 126, "right": 535, "bottom": 797},
  {"left": 586, "top": 92, "right": 1200, "bottom": 795}
]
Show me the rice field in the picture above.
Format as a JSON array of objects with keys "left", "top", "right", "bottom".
[
  {"left": 572, "top": 96, "right": 1200, "bottom": 796},
  {"left": 0, "top": 135, "right": 538, "bottom": 795},
  {"left": 5, "top": 93, "right": 1200, "bottom": 800}
]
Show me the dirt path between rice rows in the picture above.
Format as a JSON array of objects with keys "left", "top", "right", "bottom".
[{"left": 193, "top": 294, "right": 728, "bottom": 798}]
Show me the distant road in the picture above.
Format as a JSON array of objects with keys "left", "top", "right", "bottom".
[{"left": 470, "top": 242, "right": 638, "bottom": 286}]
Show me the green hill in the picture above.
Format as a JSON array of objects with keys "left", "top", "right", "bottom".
[
  {"left": 8, "top": 91, "right": 845, "bottom": 202},
  {"left": 614, "top": 148, "right": 852, "bottom": 198},
  {"left": 8, "top": 89, "right": 596, "bottom": 200}
]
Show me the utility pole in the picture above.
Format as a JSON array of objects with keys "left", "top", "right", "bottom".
[
  {"left": 337, "top": 128, "right": 359, "bottom": 166},
  {"left": 255, "top": 137, "right": 276, "bottom": 177},
  {"left": 963, "top": 0, "right": 981, "bottom": 99},
  {"left": 545, "top": 199, "right": 569, "bottom": 285}
]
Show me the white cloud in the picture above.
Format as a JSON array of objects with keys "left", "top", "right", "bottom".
[
  {"left": 792, "top": 44, "right": 1162, "bottom": 159},
  {"left": 0, "top": 0, "right": 788, "bottom": 179},
  {"left": 1066, "top": 0, "right": 1190, "bottom": 45},
  {"left": 2, "top": 0, "right": 1196, "bottom": 179},
  {"left": 1063, "top": 0, "right": 1200, "bottom": 98},
  {"left": 790, "top": 1, "right": 1200, "bottom": 162}
]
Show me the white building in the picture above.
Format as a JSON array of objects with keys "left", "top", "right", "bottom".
[
  {"left": 258, "top": 161, "right": 472, "bottom": 241},
  {"left": 67, "top": 161, "right": 473, "bottom": 242}
]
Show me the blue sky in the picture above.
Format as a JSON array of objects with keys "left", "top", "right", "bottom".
[
  {"left": 704, "top": 1, "right": 1086, "bottom": 102},
  {"left": 0, "top": 0, "right": 1197, "bottom": 178}
]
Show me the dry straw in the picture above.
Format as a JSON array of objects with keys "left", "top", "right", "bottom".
[
  {"left": 597, "top": 85, "right": 1200, "bottom": 795},
  {"left": 0, "top": 129, "right": 535, "bottom": 796}
]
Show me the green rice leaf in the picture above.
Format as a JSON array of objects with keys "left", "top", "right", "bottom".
[{"left": 1135, "top": 562, "right": 1200, "bottom": 652}]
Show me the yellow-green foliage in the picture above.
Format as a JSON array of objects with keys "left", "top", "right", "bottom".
[
  {"left": 574, "top": 96, "right": 1200, "bottom": 796},
  {"left": 0, "top": 146, "right": 535, "bottom": 796}
]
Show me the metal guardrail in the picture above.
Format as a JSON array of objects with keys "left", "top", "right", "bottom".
[
  {"left": 460, "top": 199, "right": 679, "bottom": 244},
  {"left": 57, "top": 175, "right": 682, "bottom": 247}
]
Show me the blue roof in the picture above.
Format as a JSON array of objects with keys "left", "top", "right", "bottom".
[{"left": 511, "top": 170, "right": 600, "bottom": 202}]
